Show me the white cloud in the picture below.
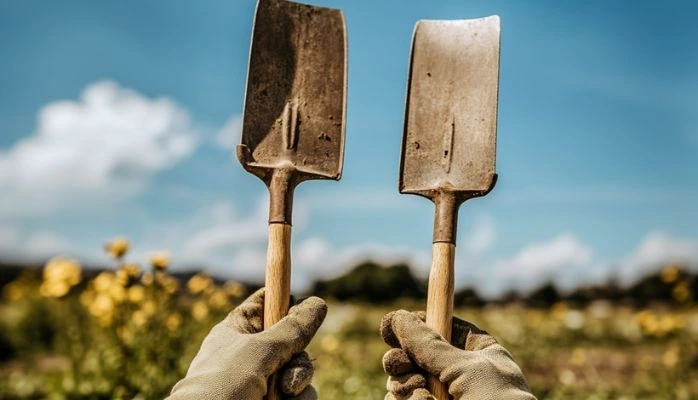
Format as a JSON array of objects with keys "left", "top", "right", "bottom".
[
  {"left": 0, "top": 80, "right": 198, "bottom": 216},
  {"left": 0, "top": 225, "right": 75, "bottom": 261},
  {"left": 460, "top": 215, "right": 496, "bottom": 255},
  {"left": 214, "top": 115, "right": 242, "bottom": 150},
  {"left": 618, "top": 232, "right": 698, "bottom": 284},
  {"left": 479, "top": 234, "right": 594, "bottom": 296}
]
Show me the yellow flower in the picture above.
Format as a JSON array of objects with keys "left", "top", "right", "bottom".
[
  {"left": 149, "top": 253, "right": 170, "bottom": 271},
  {"left": 141, "top": 272, "right": 154, "bottom": 286},
  {"left": 156, "top": 272, "right": 180, "bottom": 294},
  {"left": 40, "top": 280, "right": 70, "bottom": 298},
  {"left": 142, "top": 300, "right": 157, "bottom": 316},
  {"left": 192, "top": 300, "right": 209, "bottom": 321},
  {"left": 223, "top": 280, "right": 246, "bottom": 298},
  {"left": 208, "top": 289, "right": 230, "bottom": 310},
  {"left": 116, "top": 263, "right": 141, "bottom": 287},
  {"left": 93, "top": 272, "right": 116, "bottom": 292},
  {"left": 88, "top": 293, "right": 115, "bottom": 326},
  {"left": 673, "top": 281, "right": 692, "bottom": 303},
  {"left": 131, "top": 310, "right": 148, "bottom": 329},
  {"left": 187, "top": 274, "right": 214, "bottom": 295},
  {"left": 104, "top": 237, "right": 129, "bottom": 259},
  {"left": 166, "top": 313, "right": 182, "bottom": 333},
  {"left": 40, "top": 257, "right": 82, "bottom": 298},
  {"left": 661, "top": 264, "right": 681, "bottom": 284},
  {"left": 127, "top": 285, "right": 146, "bottom": 303}
]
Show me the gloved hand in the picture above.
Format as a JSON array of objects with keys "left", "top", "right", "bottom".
[
  {"left": 380, "top": 310, "right": 536, "bottom": 400},
  {"left": 168, "top": 288, "right": 327, "bottom": 400}
]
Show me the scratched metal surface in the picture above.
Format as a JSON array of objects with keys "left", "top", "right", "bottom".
[
  {"left": 400, "top": 16, "right": 500, "bottom": 199},
  {"left": 238, "top": 0, "right": 347, "bottom": 183}
]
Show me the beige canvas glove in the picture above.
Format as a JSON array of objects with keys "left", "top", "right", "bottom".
[
  {"left": 168, "top": 288, "right": 327, "bottom": 400},
  {"left": 380, "top": 310, "right": 536, "bottom": 400}
]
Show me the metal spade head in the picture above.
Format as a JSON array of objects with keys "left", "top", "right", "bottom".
[
  {"left": 237, "top": 0, "right": 347, "bottom": 222},
  {"left": 400, "top": 16, "right": 500, "bottom": 204}
]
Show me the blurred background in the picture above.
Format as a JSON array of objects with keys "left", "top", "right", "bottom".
[{"left": 0, "top": 0, "right": 696, "bottom": 399}]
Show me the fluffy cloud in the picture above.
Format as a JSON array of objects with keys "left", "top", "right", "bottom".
[
  {"left": 618, "top": 232, "right": 698, "bottom": 284},
  {"left": 0, "top": 81, "right": 198, "bottom": 216},
  {"left": 214, "top": 115, "right": 242, "bottom": 150},
  {"left": 0, "top": 225, "right": 75, "bottom": 261},
  {"left": 460, "top": 215, "right": 496, "bottom": 255},
  {"left": 480, "top": 234, "right": 594, "bottom": 296}
]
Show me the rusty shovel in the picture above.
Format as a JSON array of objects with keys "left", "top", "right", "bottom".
[
  {"left": 399, "top": 16, "right": 501, "bottom": 400},
  {"left": 237, "top": 0, "right": 346, "bottom": 398}
]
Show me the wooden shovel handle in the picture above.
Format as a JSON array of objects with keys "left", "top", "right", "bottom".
[
  {"left": 426, "top": 242, "right": 456, "bottom": 400},
  {"left": 264, "top": 223, "right": 292, "bottom": 400}
]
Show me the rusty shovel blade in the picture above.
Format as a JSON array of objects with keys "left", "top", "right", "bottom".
[
  {"left": 400, "top": 16, "right": 500, "bottom": 243},
  {"left": 237, "top": 0, "right": 347, "bottom": 225}
]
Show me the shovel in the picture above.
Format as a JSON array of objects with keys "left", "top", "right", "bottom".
[
  {"left": 399, "top": 16, "right": 500, "bottom": 400},
  {"left": 237, "top": 0, "right": 346, "bottom": 398}
]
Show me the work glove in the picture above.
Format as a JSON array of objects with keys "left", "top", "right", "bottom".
[
  {"left": 380, "top": 310, "right": 536, "bottom": 400},
  {"left": 168, "top": 288, "right": 327, "bottom": 400}
]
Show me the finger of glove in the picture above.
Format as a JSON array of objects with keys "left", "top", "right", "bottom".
[
  {"left": 411, "top": 311, "right": 487, "bottom": 349},
  {"left": 280, "top": 351, "right": 314, "bottom": 397},
  {"left": 387, "top": 310, "right": 473, "bottom": 377},
  {"left": 262, "top": 296, "right": 327, "bottom": 368},
  {"left": 287, "top": 385, "right": 318, "bottom": 400},
  {"left": 384, "top": 388, "right": 435, "bottom": 400},
  {"left": 228, "top": 287, "right": 265, "bottom": 333},
  {"left": 387, "top": 373, "right": 427, "bottom": 398},
  {"left": 383, "top": 348, "right": 418, "bottom": 376}
]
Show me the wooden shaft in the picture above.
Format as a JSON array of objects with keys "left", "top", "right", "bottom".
[
  {"left": 426, "top": 242, "right": 456, "bottom": 400},
  {"left": 264, "top": 222, "right": 292, "bottom": 400}
]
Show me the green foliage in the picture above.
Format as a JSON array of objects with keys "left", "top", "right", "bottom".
[{"left": 312, "top": 262, "right": 425, "bottom": 302}]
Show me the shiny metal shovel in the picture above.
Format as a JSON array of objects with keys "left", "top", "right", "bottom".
[{"left": 399, "top": 16, "right": 501, "bottom": 400}]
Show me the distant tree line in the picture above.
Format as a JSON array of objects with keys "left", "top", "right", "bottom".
[{"left": 1, "top": 260, "right": 696, "bottom": 308}]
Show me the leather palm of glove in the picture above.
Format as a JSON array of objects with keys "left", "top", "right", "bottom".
[
  {"left": 380, "top": 310, "right": 536, "bottom": 400},
  {"left": 168, "top": 288, "right": 327, "bottom": 400}
]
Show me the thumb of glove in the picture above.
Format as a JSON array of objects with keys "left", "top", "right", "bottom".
[
  {"left": 381, "top": 310, "right": 475, "bottom": 379},
  {"left": 256, "top": 296, "right": 327, "bottom": 378}
]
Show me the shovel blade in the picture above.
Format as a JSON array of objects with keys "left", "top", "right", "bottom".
[
  {"left": 400, "top": 16, "right": 500, "bottom": 199},
  {"left": 238, "top": 0, "right": 347, "bottom": 183}
]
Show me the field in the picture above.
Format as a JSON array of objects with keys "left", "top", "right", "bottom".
[{"left": 1, "top": 252, "right": 697, "bottom": 399}]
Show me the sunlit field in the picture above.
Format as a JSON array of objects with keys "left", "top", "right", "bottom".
[{"left": 1, "top": 242, "right": 696, "bottom": 399}]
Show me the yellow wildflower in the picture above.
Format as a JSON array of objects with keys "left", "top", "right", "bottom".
[
  {"left": 208, "top": 289, "right": 230, "bottom": 310},
  {"left": 116, "top": 263, "right": 141, "bottom": 287},
  {"left": 661, "top": 264, "right": 681, "bottom": 284},
  {"left": 141, "top": 272, "right": 154, "bottom": 286},
  {"left": 142, "top": 300, "right": 157, "bottom": 316},
  {"left": 108, "top": 284, "right": 126, "bottom": 303},
  {"left": 93, "top": 272, "right": 116, "bottom": 292},
  {"left": 673, "top": 281, "right": 692, "bottom": 303},
  {"left": 155, "top": 272, "right": 180, "bottom": 295},
  {"left": 127, "top": 285, "right": 146, "bottom": 303},
  {"left": 104, "top": 237, "right": 129, "bottom": 259},
  {"left": 149, "top": 253, "right": 170, "bottom": 271},
  {"left": 89, "top": 293, "right": 115, "bottom": 327},
  {"left": 166, "top": 313, "right": 182, "bottom": 333},
  {"left": 131, "top": 310, "right": 148, "bottom": 329},
  {"left": 192, "top": 300, "right": 209, "bottom": 321},
  {"left": 40, "top": 257, "right": 82, "bottom": 298},
  {"left": 224, "top": 280, "right": 246, "bottom": 298},
  {"left": 187, "top": 274, "right": 214, "bottom": 295}
]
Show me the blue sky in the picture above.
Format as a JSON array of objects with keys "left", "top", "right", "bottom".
[{"left": 1, "top": 0, "right": 697, "bottom": 296}]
